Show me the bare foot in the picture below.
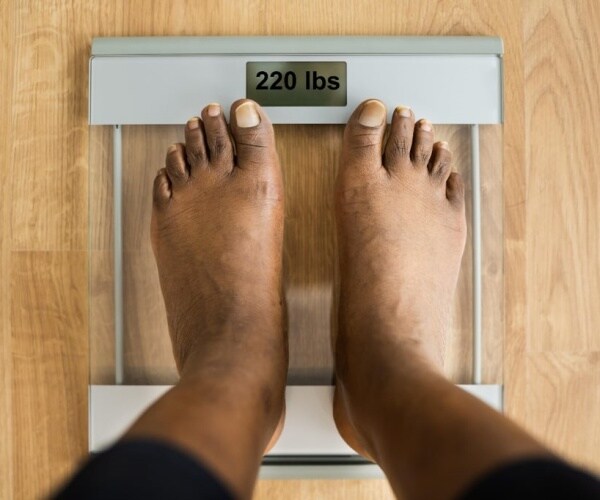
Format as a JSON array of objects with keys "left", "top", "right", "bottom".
[
  {"left": 333, "top": 100, "right": 467, "bottom": 457},
  {"left": 151, "top": 99, "right": 287, "bottom": 450}
]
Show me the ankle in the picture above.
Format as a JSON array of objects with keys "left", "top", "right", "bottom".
[
  {"left": 337, "top": 325, "right": 443, "bottom": 378},
  {"left": 178, "top": 365, "right": 285, "bottom": 426},
  {"left": 174, "top": 308, "right": 286, "bottom": 368},
  {"left": 338, "top": 290, "right": 448, "bottom": 364},
  {"left": 179, "top": 341, "right": 286, "bottom": 412},
  {"left": 336, "top": 336, "right": 444, "bottom": 418}
]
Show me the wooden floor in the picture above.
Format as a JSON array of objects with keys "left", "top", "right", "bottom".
[{"left": 1, "top": 1, "right": 599, "bottom": 498}]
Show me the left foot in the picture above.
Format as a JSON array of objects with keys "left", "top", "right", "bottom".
[{"left": 150, "top": 100, "right": 287, "bottom": 449}]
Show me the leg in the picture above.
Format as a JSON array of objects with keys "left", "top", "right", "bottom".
[
  {"left": 125, "top": 100, "right": 286, "bottom": 499},
  {"left": 334, "top": 100, "right": 549, "bottom": 500}
]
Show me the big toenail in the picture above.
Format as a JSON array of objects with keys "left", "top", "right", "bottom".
[
  {"left": 187, "top": 117, "right": 200, "bottom": 129},
  {"left": 207, "top": 103, "right": 220, "bottom": 117},
  {"left": 359, "top": 100, "right": 386, "bottom": 127},
  {"left": 168, "top": 144, "right": 178, "bottom": 153},
  {"left": 419, "top": 120, "right": 433, "bottom": 132},
  {"left": 236, "top": 102, "right": 261, "bottom": 128},
  {"left": 396, "top": 105, "right": 412, "bottom": 118},
  {"left": 439, "top": 141, "right": 449, "bottom": 150}
]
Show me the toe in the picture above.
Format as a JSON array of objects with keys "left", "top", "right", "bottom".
[
  {"left": 428, "top": 141, "right": 452, "bottom": 183},
  {"left": 184, "top": 116, "right": 208, "bottom": 174},
  {"left": 411, "top": 119, "right": 434, "bottom": 168},
  {"left": 201, "top": 103, "right": 235, "bottom": 173},
  {"left": 229, "top": 99, "right": 277, "bottom": 170},
  {"left": 165, "top": 143, "right": 190, "bottom": 188},
  {"left": 383, "top": 105, "right": 415, "bottom": 172},
  {"left": 341, "top": 99, "right": 387, "bottom": 171},
  {"left": 153, "top": 167, "right": 172, "bottom": 208},
  {"left": 446, "top": 171, "right": 465, "bottom": 206}
]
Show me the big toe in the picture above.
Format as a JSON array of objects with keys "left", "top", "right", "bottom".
[
  {"left": 341, "top": 99, "right": 387, "bottom": 172},
  {"left": 229, "top": 99, "right": 278, "bottom": 170}
]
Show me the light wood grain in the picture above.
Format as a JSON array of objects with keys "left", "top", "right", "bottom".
[
  {"left": 499, "top": 7, "right": 532, "bottom": 462},
  {"left": 9, "top": 3, "right": 89, "bottom": 251},
  {"left": 0, "top": 1, "right": 15, "bottom": 498},
  {"left": 480, "top": 125, "right": 505, "bottom": 384},
  {"left": 89, "top": 126, "right": 115, "bottom": 383},
  {"left": 526, "top": 353, "right": 600, "bottom": 468},
  {"left": 255, "top": 479, "right": 395, "bottom": 500},
  {"left": 3, "top": 0, "right": 600, "bottom": 498},
  {"left": 523, "top": 0, "right": 600, "bottom": 470},
  {"left": 524, "top": 0, "right": 600, "bottom": 352},
  {"left": 10, "top": 252, "right": 88, "bottom": 498}
]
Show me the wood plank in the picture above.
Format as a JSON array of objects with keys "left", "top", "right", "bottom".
[
  {"left": 10, "top": 1, "right": 89, "bottom": 251},
  {"left": 11, "top": 252, "right": 88, "bottom": 498},
  {"left": 523, "top": 0, "right": 600, "bottom": 470},
  {"left": 480, "top": 125, "right": 505, "bottom": 384},
  {"left": 0, "top": 0, "right": 15, "bottom": 496},
  {"left": 278, "top": 124, "right": 340, "bottom": 385},
  {"left": 526, "top": 353, "right": 600, "bottom": 471},
  {"left": 89, "top": 126, "right": 115, "bottom": 384},
  {"left": 255, "top": 479, "right": 394, "bottom": 500},
  {"left": 7, "top": 2, "right": 94, "bottom": 498},
  {"left": 525, "top": 0, "right": 600, "bottom": 352},
  {"left": 120, "top": 126, "right": 180, "bottom": 383},
  {"left": 492, "top": 0, "right": 528, "bottom": 432}
]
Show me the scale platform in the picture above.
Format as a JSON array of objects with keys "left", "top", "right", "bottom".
[{"left": 88, "top": 36, "right": 504, "bottom": 478}]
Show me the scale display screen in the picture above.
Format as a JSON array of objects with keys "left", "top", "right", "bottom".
[{"left": 246, "top": 61, "right": 347, "bottom": 107}]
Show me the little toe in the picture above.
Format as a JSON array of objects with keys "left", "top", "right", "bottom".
[
  {"left": 229, "top": 99, "right": 277, "bottom": 170},
  {"left": 411, "top": 119, "right": 434, "bottom": 168},
  {"left": 165, "top": 143, "right": 190, "bottom": 188},
  {"left": 383, "top": 105, "right": 415, "bottom": 172},
  {"left": 341, "top": 99, "right": 387, "bottom": 172},
  {"left": 446, "top": 171, "right": 466, "bottom": 207},
  {"left": 184, "top": 116, "right": 208, "bottom": 174},
  {"left": 428, "top": 141, "right": 452, "bottom": 184},
  {"left": 201, "top": 103, "right": 235, "bottom": 173},
  {"left": 153, "top": 167, "right": 172, "bottom": 208}
]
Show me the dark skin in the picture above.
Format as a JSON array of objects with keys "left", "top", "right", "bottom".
[{"left": 126, "top": 99, "right": 549, "bottom": 499}]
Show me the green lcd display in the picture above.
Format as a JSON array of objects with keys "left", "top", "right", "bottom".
[{"left": 246, "top": 62, "right": 347, "bottom": 107}]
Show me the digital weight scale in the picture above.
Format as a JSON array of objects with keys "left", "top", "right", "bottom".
[{"left": 88, "top": 36, "right": 504, "bottom": 478}]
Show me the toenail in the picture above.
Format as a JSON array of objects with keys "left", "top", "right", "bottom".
[
  {"left": 396, "top": 105, "right": 412, "bottom": 118},
  {"left": 359, "top": 100, "right": 386, "bottom": 127},
  {"left": 439, "top": 141, "right": 449, "bottom": 150},
  {"left": 236, "top": 102, "right": 261, "bottom": 128},
  {"left": 207, "top": 103, "right": 220, "bottom": 117},
  {"left": 187, "top": 117, "right": 200, "bottom": 129},
  {"left": 419, "top": 119, "right": 432, "bottom": 132},
  {"left": 167, "top": 144, "right": 178, "bottom": 153}
]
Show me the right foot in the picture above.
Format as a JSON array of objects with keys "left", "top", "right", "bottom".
[{"left": 333, "top": 100, "right": 467, "bottom": 457}]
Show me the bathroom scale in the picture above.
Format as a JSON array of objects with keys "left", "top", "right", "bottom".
[{"left": 88, "top": 36, "right": 504, "bottom": 478}]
